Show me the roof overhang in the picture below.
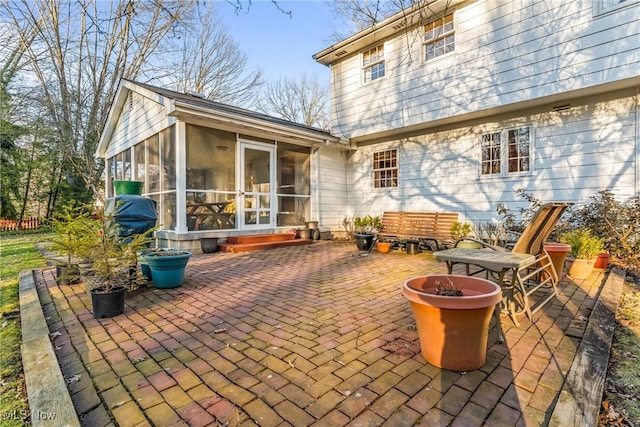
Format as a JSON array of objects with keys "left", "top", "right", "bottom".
[
  {"left": 95, "top": 80, "right": 346, "bottom": 158},
  {"left": 166, "top": 100, "right": 345, "bottom": 148},
  {"left": 313, "top": 0, "right": 467, "bottom": 66},
  {"left": 351, "top": 77, "right": 640, "bottom": 146}
]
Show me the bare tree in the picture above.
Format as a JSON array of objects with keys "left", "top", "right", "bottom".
[
  {"left": 168, "top": 4, "right": 263, "bottom": 107},
  {"left": 330, "top": 0, "right": 452, "bottom": 41},
  {"left": 257, "top": 74, "right": 329, "bottom": 129},
  {"left": 2, "top": 0, "right": 195, "bottom": 204}
]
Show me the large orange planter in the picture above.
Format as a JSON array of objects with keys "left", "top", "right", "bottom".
[
  {"left": 403, "top": 275, "right": 502, "bottom": 371},
  {"left": 544, "top": 243, "right": 571, "bottom": 280}
]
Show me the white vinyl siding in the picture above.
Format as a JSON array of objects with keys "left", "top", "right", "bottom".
[
  {"left": 107, "top": 91, "right": 174, "bottom": 158},
  {"left": 345, "top": 92, "right": 638, "bottom": 221},
  {"left": 329, "top": 0, "right": 640, "bottom": 140}
]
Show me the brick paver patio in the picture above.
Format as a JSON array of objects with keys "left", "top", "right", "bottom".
[{"left": 35, "top": 241, "right": 607, "bottom": 426}]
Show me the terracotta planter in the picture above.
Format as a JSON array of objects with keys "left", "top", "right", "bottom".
[
  {"left": 376, "top": 241, "right": 393, "bottom": 253},
  {"left": 544, "top": 243, "right": 571, "bottom": 280},
  {"left": 568, "top": 258, "right": 595, "bottom": 280},
  {"left": 403, "top": 274, "right": 502, "bottom": 371},
  {"left": 594, "top": 253, "right": 609, "bottom": 269}
]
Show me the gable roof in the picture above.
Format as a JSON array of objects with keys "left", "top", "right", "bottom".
[{"left": 96, "top": 79, "right": 343, "bottom": 157}]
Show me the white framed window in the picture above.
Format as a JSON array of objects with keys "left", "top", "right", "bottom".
[
  {"left": 362, "top": 44, "right": 385, "bottom": 83},
  {"left": 373, "top": 149, "right": 398, "bottom": 188},
  {"left": 593, "top": 0, "right": 635, "bottom": 15},
  {"left": 481, "top": 126, "right": 532, "bottom": 176},
  {"left": 424, "top": 13, "right": 455, "bottom": 61}
]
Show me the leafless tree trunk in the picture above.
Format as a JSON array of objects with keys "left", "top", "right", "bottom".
[{"left": 2, "top": 0, "right": 195, "bottom": 202}]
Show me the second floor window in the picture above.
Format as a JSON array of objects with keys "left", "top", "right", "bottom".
[
  {"left": 373, "top": 149, "right": 398, "bottom": 188},
  {"left": 363, "top": 45, "right": 385, "bottom": 83},
  {"left": 481, "top": 126, "right": 532, "bottom": 176},
  {"left": 424, "top": 13, "right": 455, "bottom": 61}
]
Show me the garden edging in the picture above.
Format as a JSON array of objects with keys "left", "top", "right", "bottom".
[{"left": 19, "top": 268, "right": 80, "bottom": 427}]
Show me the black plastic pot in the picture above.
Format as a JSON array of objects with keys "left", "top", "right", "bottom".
[
  {"left": 355, "top": 233, "right": 374, "bottom": 250},
  {"left": 200, "top": 237, "right": 219, "bottom": 253},
  {"left": 56, "top": 265, "right": 79, "bottom": 285},
  {"left": 91, "top": 286, "right": 126, "bottom": 319}
]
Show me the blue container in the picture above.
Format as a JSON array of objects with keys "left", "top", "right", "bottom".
[{"left": 145, "top": 251, "right": 192, "bottom": 288}]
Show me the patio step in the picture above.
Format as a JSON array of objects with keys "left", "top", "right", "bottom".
[{"left": 219, "top": 233, "right": 313, "bottom": 252}]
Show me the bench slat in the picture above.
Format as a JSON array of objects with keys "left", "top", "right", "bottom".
[{"left": 379, "top": 211, "right": 459, "bottom": 250}]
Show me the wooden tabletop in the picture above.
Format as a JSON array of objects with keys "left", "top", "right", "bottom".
[{"left": 434, "top": 248, "right": 535, "bottom": 270}]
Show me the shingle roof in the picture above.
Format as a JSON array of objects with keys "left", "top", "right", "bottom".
[{"left": 127, "top": 79, "right": 333, "bottom": 138}]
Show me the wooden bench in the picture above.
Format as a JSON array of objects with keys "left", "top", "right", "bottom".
[{"left": 377, "top": 211, "right": 459, "bottom": 251}]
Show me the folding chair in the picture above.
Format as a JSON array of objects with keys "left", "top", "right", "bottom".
[{"left": 434, "top": 202, "right": 571, "bottom": 327}]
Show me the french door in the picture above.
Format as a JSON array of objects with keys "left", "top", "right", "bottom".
[{"left": 239, "top": 141, "right": 275, "bottom": 230}]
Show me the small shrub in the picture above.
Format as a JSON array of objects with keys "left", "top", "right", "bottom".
[
  {"left": 559, "top": 229, "right": 604, "bottom": 260},
  {"left": 564, "top": 190, "right": 640, "bottom": 262}
]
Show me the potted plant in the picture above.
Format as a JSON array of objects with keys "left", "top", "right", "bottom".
[
  {"left": 113, "top": 180, "right": 144, "bottom": 195},
  {"left": 48, "top": 204, "right": 91, "bottom": 285},
  {"left": 144, "top": 249, "right": 192, "bottom": 289},
  {"left": 559, "top": 229, "right": 604, "bottom": 279},
  {"left": 69, "top": 204, "right": 156, "bottom": 318},
  {"left": 403, "top": 274, "right": 502, "bottom": 371},
  {"left": 450, "top": 221, "right": 483, "bottom": 249},
  {"left": 354, "top": 215, "right": 383, "bottom": 250}
]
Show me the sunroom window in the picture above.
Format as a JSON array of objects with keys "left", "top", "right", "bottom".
[
  {"left": 363, "top": 44, "right": 385, "bottom": 83},
  {"left": 424, "top": 13, "right": 455, "bottom": 61}
]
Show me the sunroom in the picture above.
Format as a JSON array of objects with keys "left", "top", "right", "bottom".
[{"left": 96, "top": 80, "right": 344, "bottom": 249}]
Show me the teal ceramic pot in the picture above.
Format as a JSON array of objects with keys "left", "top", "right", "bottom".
[{"left": 145, "top": 250, "right": 192, "bottom": 288}]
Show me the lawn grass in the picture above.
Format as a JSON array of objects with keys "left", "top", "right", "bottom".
[
  {"left": 0, "top": 231, "right": 51, "bottom": 426},
  {"left": 603, "top": 277, "right": 640, "bottom": 425}
]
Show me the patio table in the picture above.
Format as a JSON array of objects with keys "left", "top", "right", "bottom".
[
  {"left": 187, "top": 202, "right": 233, "bottom": 230},
  {"left": 434, "top": 248, "right": 537, "bottom": 334}
]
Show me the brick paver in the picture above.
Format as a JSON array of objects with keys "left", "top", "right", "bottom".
[{"left": 36, "top": 241, "right": 608, "bottom": 426}]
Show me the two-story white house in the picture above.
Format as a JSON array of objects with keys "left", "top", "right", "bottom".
[
  {"left": 314, "top": 0, "right": 640, "bottom": 220},
  {"left": 97, "top": 0, "right": 640, "bottom": 248}
]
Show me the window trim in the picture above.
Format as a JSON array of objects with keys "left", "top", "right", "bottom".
[
  {"left": 480, "top": 125, "right": 533, "bottom": 178},
  {"left": 362, "top": 44, "right": 386, "bottom": 84},
  {"left": 593, "top": 0, "right": 636, "bottom": 16},
  {"left": 372, "top": 148, "right": 398, "bottom": 189},
  {"left": 423, "top": 12, "right": 455, "bottom": 63}
]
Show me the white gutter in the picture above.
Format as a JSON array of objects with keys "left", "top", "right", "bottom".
[{"left": 169, "top": 100, "right": 345, "bottom": 147}]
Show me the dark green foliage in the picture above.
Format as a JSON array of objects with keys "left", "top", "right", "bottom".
[{"left": 565, "top": 190, "right": 640, "bottom": 261}]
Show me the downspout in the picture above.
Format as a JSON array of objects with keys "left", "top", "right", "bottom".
[
  {"left": 313, "top": 140, "right": 330, "bottom": 222},
  {"left": 636, "top": 86, "right": 639, "bottom": 196}
]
